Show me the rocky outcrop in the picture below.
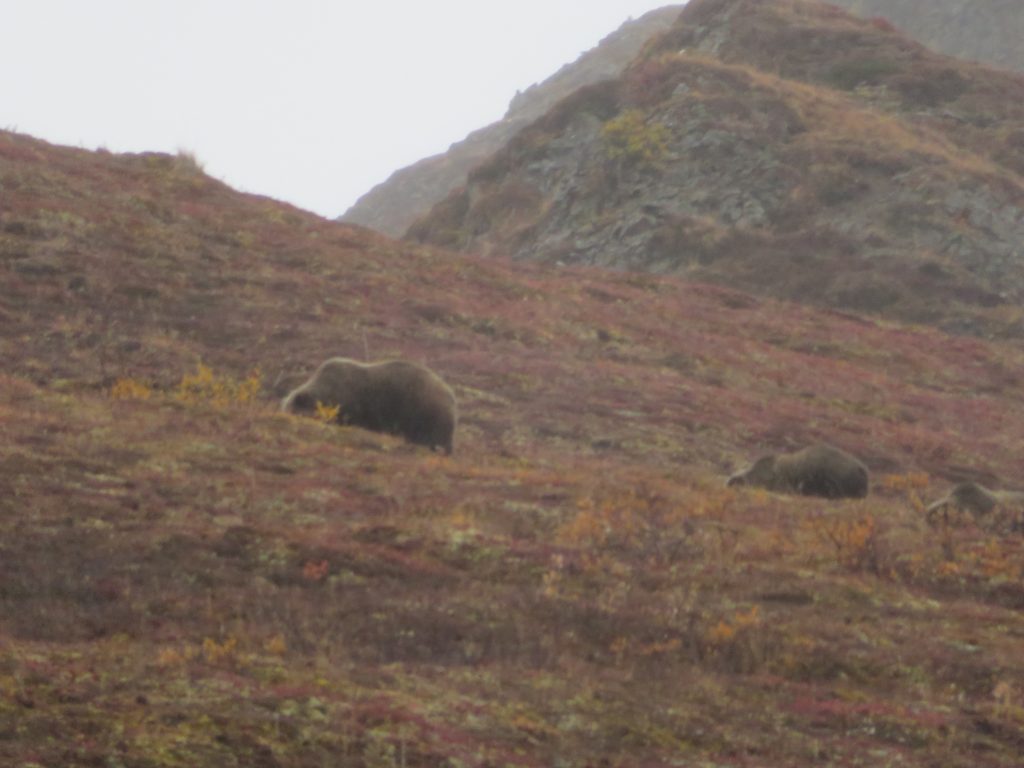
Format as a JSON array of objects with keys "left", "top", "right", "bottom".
[
  {"left": 407, "top": 0, "right": 1024, "bottom": 338},
  {"left": 338, "top": 6, "right": 684, "bottom": 235}
]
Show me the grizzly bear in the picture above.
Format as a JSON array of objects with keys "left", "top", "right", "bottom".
[
  {"left": 281, "top": 358, "right": 457, "bottom": 454},
  {"left": 727, "top": 444, "right": 869, "bottom": 499},
  {"left": 926, "top": 481, "right": 1024, "bottom": 526}
]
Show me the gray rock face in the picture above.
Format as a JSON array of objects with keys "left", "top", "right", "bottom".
[
  {"left": 337, "top": 6, "right": 685, "bottom": 235},
  {"left": 405, "top": 0, "right": 1024, "bottom": 337}
]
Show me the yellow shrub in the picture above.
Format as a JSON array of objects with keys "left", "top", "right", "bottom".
[
  {"left": 176, "top": 363, "right": 261, "bottom": 408},
  {"left": 202, "top": 635, "right": 239, "bottom": 665},
  {"left": 264, "top": 634, "right": 288, "bottom": 657},
  {"left": 602, "top": 109, "right": 670, "bottom": 166},
  {"left": 559, "top": 483, "right": 709, "bottom": 570},
  {"left": 708, "top": 605, "right": 761, "bottom": 645},
  {"left": 880, "top": 473, "right": 930, "bottom": 492},
  {"left": 314, "top": 401, "right": 340, "bottom": 423},
  {"left": 705, "top": 605, "right": 765, "bottom": 673},
  {"left": 807, "top": 513, "right": 880, "bottom": 572},
  {"left": 110, "top": 377, "right": 152, "bottom": 401}
]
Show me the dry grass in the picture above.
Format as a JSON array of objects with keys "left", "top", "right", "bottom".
[{"left": 3, "top": 376, "right": 1024, "bottom": 766}]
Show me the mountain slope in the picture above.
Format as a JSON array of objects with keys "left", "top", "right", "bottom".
[
  {"left": 833, "top": 0, "right": 1024, "bottom": 75},
  {"left": 407, "top": 0, "right": 1024, "bottom": 338},
  {"left": 338, "top": 6, "right": 684, "bottom": 235},
  {"left": 3, "top": 129, "right": 1024, "bottom": 766}
]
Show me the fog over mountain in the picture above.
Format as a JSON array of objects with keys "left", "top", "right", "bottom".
[
  {"left": 339, "top": 6, "right": 684, "bottom": 235},
  {"left": 833, "top": 0, "right": 1024, "bottom": 75}
]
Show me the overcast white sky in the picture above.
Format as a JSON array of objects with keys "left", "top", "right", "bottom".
[{"left": 2, "top": 1, "right": 681, "bottom": 219}]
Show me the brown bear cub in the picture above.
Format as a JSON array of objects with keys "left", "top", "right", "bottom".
[
  {"left": 727, "top": 444, "right": 869, "bottom": 499},
  {"left": 282, "top": 358, "right": 457, "bottom": 454},
  {"left": 926, "top": 481, "right": 1024, "bottom": 526}
]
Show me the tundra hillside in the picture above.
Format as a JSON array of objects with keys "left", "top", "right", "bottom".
[
  {"left": 4, "top": 122, "right": 1024, "bottom": 766},
  {"left": 408, "top": 0, "right": 1024, "bottom": 340}
]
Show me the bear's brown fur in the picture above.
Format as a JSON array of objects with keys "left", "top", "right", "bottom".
[
  {"left": 281, "top": 358, "right": 457, "bottom": 454},
  {"left": 926, "top": 481, "right": 1024, "bottom": 527},
  {"left": 727, "top": 444, "right": 869, "bottom": 499}
]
